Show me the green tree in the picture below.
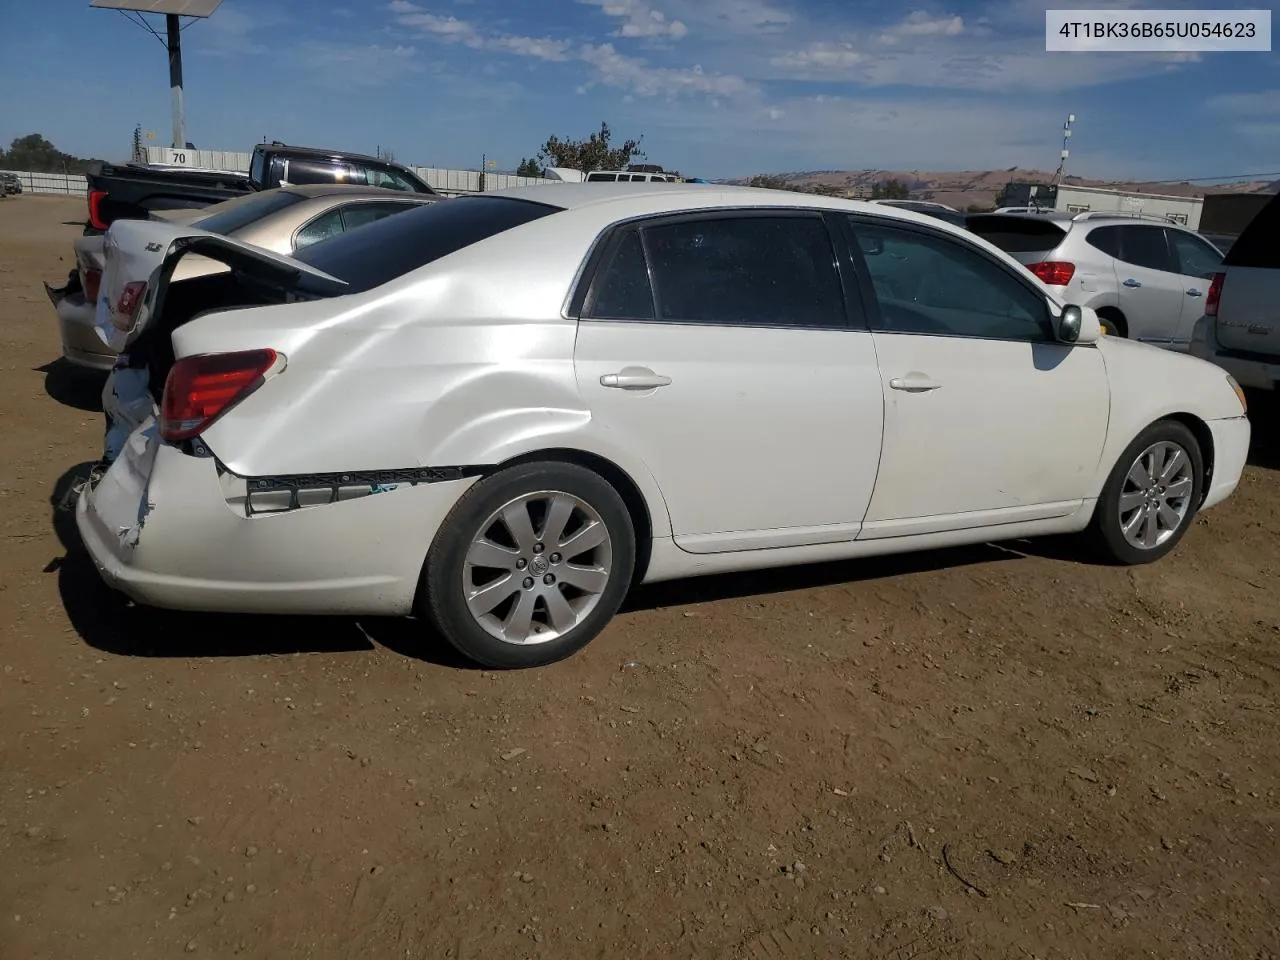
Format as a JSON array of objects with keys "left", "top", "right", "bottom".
[
  {"left": 870, "top": 178, "right": 910, "bottom": 200},
  {"left": 747, "top": 174, "right": 807, "bottom": 192},
  {"left": 536, "top": 122, "right": 644, "bottom": 173},
  {"left": 516, "top": 157, "right": 542, "bottom": 178},
  {"left": 0, "top": 133, "right": 96, "bottom": 174}
]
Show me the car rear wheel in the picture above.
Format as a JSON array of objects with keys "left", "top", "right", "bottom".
[
  {"left": 1088, "top": 420, "right": 1203, "bottom": 565},
  {"left": 423, "top": 462, "right": 636, "bottom": 668}
]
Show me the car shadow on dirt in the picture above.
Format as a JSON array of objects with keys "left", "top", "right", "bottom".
[
  {"left": 38, "top": 359, "right": 106, "bottom": 412},
  {"left": 623, "top": 542, "right": 1018, "bottom": 611}
]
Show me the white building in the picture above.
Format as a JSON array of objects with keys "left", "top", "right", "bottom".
[{"left": 1053, "top": 184, "right": 1203, "bottom": 229}]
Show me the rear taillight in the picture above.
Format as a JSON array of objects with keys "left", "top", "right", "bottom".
[
  {"left": 113, "top": 281, "right": 147, "bottom": 331},
  {"left": 160, "top": 349, "right": 279, "bottom": 442},
  {"left": 82, "top": 268, "right": 102, "bottom": 304},
  {"left": 1028, "top": 261, "right": 1076, "bottom": 286},
  {"left": 88, "top": 190, "right": 108, "bottom": 231},
  {"left": 1205, "top": 271, "right": 1225, "bottom": 317}
]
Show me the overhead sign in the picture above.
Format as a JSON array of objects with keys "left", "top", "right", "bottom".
[{"left": 90, "top": 0, "right": 223, "bottom": 17}]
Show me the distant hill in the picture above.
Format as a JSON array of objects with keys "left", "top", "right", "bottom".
[{"left": 721, "top": 167, "right": 1277, "bottom": 211}]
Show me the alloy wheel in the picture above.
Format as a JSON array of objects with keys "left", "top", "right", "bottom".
[
  {"left": 1117, "top": 440, "right": 1195, "bottom": 551},
  {"left": 462, "top": 490, "right": 613, "bottom": 645}
]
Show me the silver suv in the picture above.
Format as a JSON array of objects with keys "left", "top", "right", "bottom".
[{"left": 968, "top": 212, "right": 1224, "bottom": 347}]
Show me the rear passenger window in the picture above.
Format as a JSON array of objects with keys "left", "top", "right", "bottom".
[
  {"left": 294, "top": 209, "right": 345, "bottom": 249},
  {"left": 1085, "top": 225, "right": 1122, "bottom": 258},
  {"left": 341, "top": 201, "right": 419, "bottom": 231},
  {"left": 1119, "top": 226, "right": 1174, "bottom": 272},
  {"left": 642, "top": 216, "right": 845, "bottom": 328},
  {"left": 587, "top": 231, "right": 655, "bottom": 321}
]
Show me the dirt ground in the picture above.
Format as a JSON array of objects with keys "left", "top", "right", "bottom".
[{"left": 1, "top": 194, "right": 1278, "bottom": 960}]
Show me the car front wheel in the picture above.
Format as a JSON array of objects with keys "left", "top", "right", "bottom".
[
  {"left": 423, "top": 461, "right": 636, "bottom": 668},
  {"left": 1089, "top": 420, "right": 1203, "bottom": 565}
]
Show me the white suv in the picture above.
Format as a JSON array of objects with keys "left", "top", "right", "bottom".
[{"left": 968, "top": 212, "right": 1224, "bottom": 348}]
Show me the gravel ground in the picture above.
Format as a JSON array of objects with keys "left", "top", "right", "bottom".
[{"left": 2, "top": 194, "right": 1278, "bottom": 960}]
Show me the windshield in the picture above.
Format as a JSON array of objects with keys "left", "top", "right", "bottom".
[
  {"left": 294, "top": 195, "right": 562, "bottom": 293},
  {"left": 193, "top": 189, "right": 306, "bottom": 236}
]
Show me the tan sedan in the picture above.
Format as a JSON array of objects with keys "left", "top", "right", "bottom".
[{"left": 46, "top": 184, "right": 439, "bottom": 370}]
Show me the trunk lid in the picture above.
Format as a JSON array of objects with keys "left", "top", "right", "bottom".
[
  {"left": 1214, "top": 192, "right": 1280, "bottom": 356},
  {"left": 95, "top": 219, "right": 348, "bottom": 352}
]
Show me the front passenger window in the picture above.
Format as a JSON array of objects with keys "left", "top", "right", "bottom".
[{"left": 851, "top": 219, "right": 1052, "bottom": 341}]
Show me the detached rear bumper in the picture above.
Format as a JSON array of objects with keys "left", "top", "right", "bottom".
[
  {"left": 46, "top": 283, "right": 117, "bottom": 371},
  {"left": 76, "top": 429, "right": 477, "bottom": 617}
]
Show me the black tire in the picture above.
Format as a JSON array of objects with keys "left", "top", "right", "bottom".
[
  {"left": 1099, "top": 317, "right": 1120, "bottom": 337},
  {"left": 423, "top": 461, "right": 636, "bottom": 669},
  {"left": 1087, "top": 419, "right": 1204, "bottom": 565}
]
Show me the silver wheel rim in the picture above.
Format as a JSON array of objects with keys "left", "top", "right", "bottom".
[
  {"left": 462, "top": 490, "right": 613, "bottom": 646},
  {"left": 1118, "top": 440, "right": 1194, "bottom": 551}
]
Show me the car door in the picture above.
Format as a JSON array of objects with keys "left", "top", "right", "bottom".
[
  {"left": 1165, "top": 228, "right": 1224, "bottom": 348},
  {"left": 1114, "top": 225, "right": 1184, "bottom": 344},
  {"left": 844, "top": 214, "right": 1110, "bottom": 537},
  {"left": 573, "top": 211, "right": 885, "bottom": 554}
]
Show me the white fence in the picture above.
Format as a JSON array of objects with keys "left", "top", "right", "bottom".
[
  {"left": 0, "top": 170, "right": 89, "bottom": 196},
  {"left": 144, "top": 146, "right": 552, "bottom": 195}
]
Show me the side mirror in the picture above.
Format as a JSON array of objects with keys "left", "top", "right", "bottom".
[
  {"left": 1058, "top": 304, "right": 1083, "bottom": 343},
  {"left": 1053, "top": 303, "right": 1100, "bottom": 345}
]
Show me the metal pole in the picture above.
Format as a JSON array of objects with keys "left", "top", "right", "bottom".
[{"left": 166, "top": 13, "right": 186, "bottom": 149}]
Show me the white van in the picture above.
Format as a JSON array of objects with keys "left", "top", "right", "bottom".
[{"left": 584, "top": 170, "right": 682, "bottom": 183}]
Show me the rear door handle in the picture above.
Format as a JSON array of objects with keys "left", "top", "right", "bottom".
[
  {"left": 1123, "top": 278, "right": 1142, "bottom": 288},
  {"left": 889, "top": 375, "right": 942, "bottom": 393},
  {"left": 1186, "top": 288, "right": 1203, "bottom": 297},
  {"left": 600, "top": 368, "right": 672, "bottom": 390}
]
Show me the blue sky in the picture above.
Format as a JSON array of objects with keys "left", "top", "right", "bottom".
[{"left": 1, "top": 0, "right": 1276, "bottom": 180}]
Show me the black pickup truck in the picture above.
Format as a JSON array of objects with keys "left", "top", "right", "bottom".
[{"left": 85, "top": 142, "right": 435, "bottom": 232}]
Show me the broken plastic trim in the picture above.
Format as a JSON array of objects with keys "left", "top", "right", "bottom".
[{"left": 216, "top": 463, "right": 483, "bottom": 517}]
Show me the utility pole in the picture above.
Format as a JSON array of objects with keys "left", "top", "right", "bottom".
[
  {"left": 1051, "top": 114, "right": 1075, "bottom": 186},
  {"left": 166, "top": 14, "right": 185, "bottom": 148}
]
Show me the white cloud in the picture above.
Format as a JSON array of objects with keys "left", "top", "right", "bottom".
[
  {"left": 690, "top": 0, "right": 793, "bottom": 32},
  {"left": 1208, "top": 90, "right": 1280, "bottom": 116},
  {"left": 388, "top": 1, "right": 480, "bottom": 44},
  {"left": 389, "top": 2, "right": 746, "bottom": 98},
  {"left": 579, "top": 0, "right": 688, "bottom": 40},
  {"left": 771, "top": 42, "right": 862, "bottom": 70},
  {"left": 878, "top": 11, "right": 964, "bottom": 44},
  {"left": 579, "top": 43, "right": 749, "bottom": 97}
]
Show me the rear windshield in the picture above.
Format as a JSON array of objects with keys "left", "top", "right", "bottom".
[
  {"left": 966, "top": 215, "right": 1069, "bottom": 254},
  {"left": 294, "top": 195, "right": 562, "bottom": 293},
  {"left": 1223, "top": 193, "right": 1279, "bottom": 270},
  {"left": 194, "top": 189, "right": 306, "bottom": 236}
]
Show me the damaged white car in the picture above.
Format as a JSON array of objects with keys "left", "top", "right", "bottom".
[{"left": 77, "top": 185, "right": 1252, "bottom": 668}]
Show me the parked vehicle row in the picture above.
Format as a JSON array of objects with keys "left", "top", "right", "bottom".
[
  {"left": 70, "top": 183, "right": 1250, "bottom": 669},
  {"left": 967, "top": 211, "right": 1225, "bottom": 347},
  {"left": 84, "top": 141, "right": 435, "bottom": 234}
]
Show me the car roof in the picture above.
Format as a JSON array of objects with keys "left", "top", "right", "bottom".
[
  {"left": 484, "top": 182, "right": 970, "bottom": 229},
  {"left": 281, "top": 184, "right": 436, "bottom": 201}
]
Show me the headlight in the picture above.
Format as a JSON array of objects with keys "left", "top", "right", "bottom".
[{"left": 1226, "top": 375, "right": 1247, "bottom": 414}]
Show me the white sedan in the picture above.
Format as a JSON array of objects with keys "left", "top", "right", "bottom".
[{"left": 77, "top": 185, "right": 1252, "bottom": 668}]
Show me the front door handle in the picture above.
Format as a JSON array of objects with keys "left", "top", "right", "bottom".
[
  {"left": 600, "top": 367, "right": 672, "bottom": 390},
  {"left": 889, "top": 375, "right": 942, "bottom": 393},
  {"left": 1186, "top": 288, "right": 1203, "bottom": 297},
  {"left": 1123, "top": 278, "right": 1142, "bottom": 288}
]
